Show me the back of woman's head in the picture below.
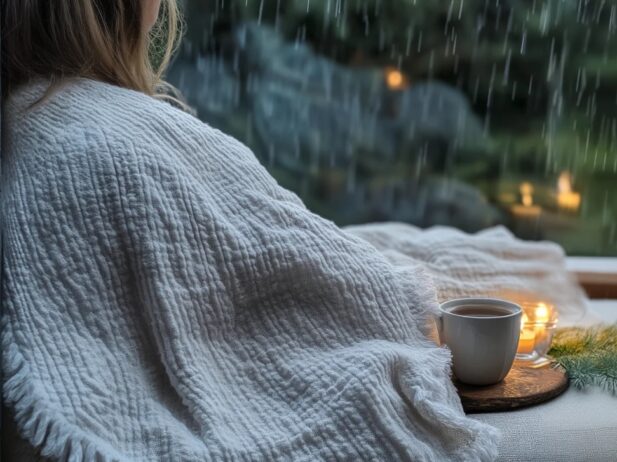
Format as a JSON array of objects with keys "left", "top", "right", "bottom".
[{"left": 1, "top": 0, "right": 180, "bottom": 99}]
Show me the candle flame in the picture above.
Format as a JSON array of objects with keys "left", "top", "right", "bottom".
[
  {"left": 534, "top": 303, "right": 550, "bottom": 323},
  {"left": 557, "top": 171, "right": 581, "bottom": 212},
  {"left": 558, "top": 171, "right": 573, "bottom": 194}
]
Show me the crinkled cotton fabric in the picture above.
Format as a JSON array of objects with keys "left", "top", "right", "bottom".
[
  {"left": 2, "top": 79, "right": 500, "bottom": 461},
  {"left": 345, "top": 223, "right": 589, "bottom": 326}
]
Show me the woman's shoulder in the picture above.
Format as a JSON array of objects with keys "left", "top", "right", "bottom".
[
  {"left": 5, "top": 77, "right": 269, "bottom": 193},
  {"left": 6, "top": 78, "right": 252, "bottom": 170},
  {"left": 9, "top": 78, "right": 204, "bottom": 143}
]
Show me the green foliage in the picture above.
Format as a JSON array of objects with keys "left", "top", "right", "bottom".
[{"left": 549, "top": 325, "right": 617, "bottom": 394}]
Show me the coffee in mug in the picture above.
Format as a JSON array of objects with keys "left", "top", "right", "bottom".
[
  {"left": 437, "top": 298, "right": 522, "bottom": 386},
  {"left": 449, "top": 305, "right": 513, "bottom": 317}
]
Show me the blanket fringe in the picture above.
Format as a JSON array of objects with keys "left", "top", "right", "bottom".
[
  {"left": 2, "top": 326, "right": 125, "bottom": 462},
  {"left": 419, "top": 348, "right": 502, "bottom": 461},
  {"left": 389, "top": 265, "right": 502, "bottom": 461},
  {"left": 3, "top": 275, "right": 500, "bottom": 462}
]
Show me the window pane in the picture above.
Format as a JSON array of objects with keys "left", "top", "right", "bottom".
[{"left": 168, "top": 0, "right": 617, "bottom": 256}]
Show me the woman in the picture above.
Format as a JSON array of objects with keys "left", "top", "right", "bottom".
[{"left": 1, "top": 1, "right": 499, "bottom": 460}]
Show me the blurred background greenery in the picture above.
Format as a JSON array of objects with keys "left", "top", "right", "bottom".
[{"left": 167, "top": 0, "right": 617, "bottom": 255}]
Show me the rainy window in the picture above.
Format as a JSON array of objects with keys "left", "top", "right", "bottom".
[{"left": 168, "top": 0, "right": 617, "bottom": 256}]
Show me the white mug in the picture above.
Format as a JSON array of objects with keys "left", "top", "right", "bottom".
[{"left": 437, "top": 298, "right": 522, "bottom": 386}]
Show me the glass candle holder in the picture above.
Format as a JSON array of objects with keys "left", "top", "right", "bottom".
[{"left": 516, "top": 302, "right": 558, "bottom": 366}]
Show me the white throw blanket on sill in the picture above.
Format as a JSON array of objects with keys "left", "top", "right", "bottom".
[
  {"left": 345, "top": 223, "right": 590, "bottom": 327},
  {"left": 2, "top": 79, "right": 585, "bottom": 462}
]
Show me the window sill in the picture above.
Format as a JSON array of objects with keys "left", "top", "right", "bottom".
[{"left": 567, "top": 257, "right": 617, "bottom": 299}]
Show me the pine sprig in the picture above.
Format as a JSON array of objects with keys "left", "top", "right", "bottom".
[{"left": 549, "top": 325, "right": 617, "bottom": 395}]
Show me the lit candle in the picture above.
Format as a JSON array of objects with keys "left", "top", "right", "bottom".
[
  {"left": 521, "top": 183, "right": 534, "bottom": 206},
  {"left": 557, "top": 192, "right": 581, "bottom": 211},
  {"left": 517, "top": 302, "right": 558, "bottom": 363},
  {"left": 511, "top": 204, "right": 542, "bottom": 218},
  {"left": 517, "top": 313, "right": 536, "bottom": 355},
  {"left": 518, "top": 329, "right": 536, "bottom": 354},
  {"left": 512, "top": 182, "right": 542, "bottom": 218},
  {"left": 556, "top": 171, "right": 581, "bottom": 212},
  {"left": 532, "top": 303, "right": 550, "bottom": 347}
]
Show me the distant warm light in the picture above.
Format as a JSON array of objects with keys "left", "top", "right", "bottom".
[
  {"left": 385, "top": 68, "right": 407, "bottom": 90},
  {"left": 557, "top": 171, "right": 581, "bottom": 212},
  {"left": 520, "top": 182, "right": 533, "bottom": 196},
  {"left": 520, "top": 182, "right": 534, "bottom": 207},
  {"left": 511, "top": 182, "right": 542, "bottom": 218}
]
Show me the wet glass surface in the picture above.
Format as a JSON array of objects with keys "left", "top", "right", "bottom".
[{"left": 168, "top": 0, "right": 617, "bottom": 256}]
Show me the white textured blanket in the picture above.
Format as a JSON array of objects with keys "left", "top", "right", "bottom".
[
  {"left": 345, "top": 223, "right": 589, "bottom": 326},
  {"left": 2, "top": 79, "right": 583, "bottom": 461}
]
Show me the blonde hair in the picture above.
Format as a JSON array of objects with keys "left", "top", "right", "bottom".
[{"left": 1, "top": 0, "right": 181, "bottom": 99}]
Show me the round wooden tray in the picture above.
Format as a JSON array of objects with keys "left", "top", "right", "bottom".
[{"left": 455, "top": 361, "right": 569, "bottom": 413}]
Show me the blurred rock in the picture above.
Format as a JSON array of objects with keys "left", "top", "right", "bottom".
[
  {"left": 396, "top": 82, "right": 484, "bottom": 150},
  {"left": 167, "top": 55, "right": 241, "bottom": 123},
  {"left": 233, "top": 23, "right": 484, "bottom": 169},
  {"left": 235, "top": 22, "right": 398, "bottom": 172}
]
